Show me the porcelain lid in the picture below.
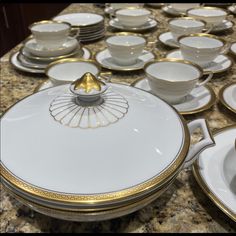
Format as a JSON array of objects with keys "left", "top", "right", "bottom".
[{"left": 1, "top": 83, "right": 189, "bottom": 205}]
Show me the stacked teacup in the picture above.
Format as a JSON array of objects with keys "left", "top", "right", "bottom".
[{"left": 17, "top": 20, "right": 82, "bottom": 72}]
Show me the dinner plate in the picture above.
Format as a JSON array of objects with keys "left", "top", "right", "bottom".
[
  {"left": 24, "top": 38, "right": 78, "bottom": 57},
  {"left": 0, "top": 82, "right": 192, "bottom": 208},
  {"left": 166, "top": 50, "right": 233, "bottom": 74},
  {"left": 95, "top": 48, "right": 155, "bottom": 71},
  {"left": 193, "top": 125, "right": 236, "bottom": 222},
  {"left": 230, "top": 42, "right": 236, "bottom": 56},
  {"left": 53, "top": 13, "right": 104, "bottom": 27},
  {"left": 158, "top": 32, "right": 179, "bottom": 48},
  {"left": 10, "top": 47, "right": 92, "bottom": 74},
  {"left": 109, "top": 18, "right": 158, "bottom": 32},
  {"left": 131, "top": 78, "right": 216, "bottom": 115},
  {"left": 218, "top": 82, "right": 236, "bottom": 114}
]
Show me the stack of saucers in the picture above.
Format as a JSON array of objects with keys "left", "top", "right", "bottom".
[
  {"left": 53, "top": 13, "right": 105, "bottom": 42},
  {"left": 10, "top": 36, "right": 91, "bottom": 74}
]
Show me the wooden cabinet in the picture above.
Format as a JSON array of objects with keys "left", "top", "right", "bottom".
[{"left": 0, "top": 3, "right": 69, "bottom": 57}]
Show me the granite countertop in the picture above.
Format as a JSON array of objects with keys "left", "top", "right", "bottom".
[{"left": 0, "top": 3, "right": 236, "bottom": 233}]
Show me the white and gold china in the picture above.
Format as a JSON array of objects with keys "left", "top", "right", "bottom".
[
  {"left": 10, "top": 47, "right": 91, "bottom": 74},
  {"left": 218, "top": 82, "right": 236, "bottom": 114},
  {"left": 34, "top": 80, "right": 54, "bottom": 92},
  {"left": 131, "top": 78, "right": 216, "bottom": 115},
  {"left": 0, "top": 75, "right": 215, "bottom": 219},
  {"left": 158, "top": 31, "right": 180, "bottom": 48},
  {"left": 24, "top": 37, "right": 79, "bottom": 57},
  {"left": 162, "top": 4, "right": 200, "bottom": 16},
  {"left": 45, "top": 59, "right": 102, "bottom": 85},
  {"left": 144, "top": 58, "right": 213, "bottom": 104},
  {"left": 105, "top": 3, "right": 144, "bottom": 15},
  {"left": 105, "top": 34, "right": 146, "bottom": 66},
  {"left": 10, "top": 51, "right": 45, "bottom": 74},
  {"left": 228, "top": 5, "right": 236, "bottom": 15},
  {"left": 230, "top": 42, "right": 236, "bottom": 56},
  {"left": 193, "top": 125, "right": 236, "bottom": 222},
  {"left": 187, "top": 7, "right": 228, "bottom": 27},
  {"left": 95, "top": 48, "right": 155, "bottom": 71},
  {"left": 177, "top": 33, "right": 229, "bottom": 67},
  {"left": 53, "top": 13, "right": 105, "bottom": 42},
  {"left": 168, "top": 17, "right": 210, "bottom": 41},
  {"left": 210, "top": 20, "right": 234, "bottom": 33},
  {"left": 17, "top": 53, "right": 48, "bottom": 69},
  {"left": 109, "top": 18, "right": 158, "bottom": 32},
  {"left": 166, "top": 49, "right": 233, "bottom": 74},
  {"left": 29, "top": 20, "right": 79, "bottom": 50},
  {"left": 114, "top": 8, "right": 152, "bottom": 27},
  {"left": 146, "top": 3, "right": 165, "bottom": 8}
]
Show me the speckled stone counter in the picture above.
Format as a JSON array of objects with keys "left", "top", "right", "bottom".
[{"left": 1, "top": 3, "right": 236, "bottom": 233}]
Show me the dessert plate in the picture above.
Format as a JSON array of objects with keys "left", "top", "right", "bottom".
[
  {"left": 219, "top": 82, "right": 236, "bottom": 114},
  {"left": 230, "top": 42, "right": 236, "bottom": 56},
  {"left": 10, "top": 47, "right": 91, "bottom": 74},
  {"left": 53, "top": 13, "right": 104, "bottom": 27},
  {"left": 95, "top": 49, "right": 155, "bottom": 71},
  {"left": 109, "top": 18, "right": 158, "bottom": 32},
  {"left": 131, "top": 78, "right": 216, "bottom": 115},
  {"left": 158, "top": 32, "right": 179, "bottom": 48},
  {"left": 166, "top": 50, "right": 233, "bottom": 74},
  {"left": 24, "top": 38, "right": 78, "bottom": 57},
  {"left": 193, "top": 125, "right": 236, "bottom": 222}
]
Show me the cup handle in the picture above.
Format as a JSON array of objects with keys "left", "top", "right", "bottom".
[
  {"left": 69, "top": 27, "right": 80, "bottom": 40},
  {"left": 182, "top": 119, "right": 215, "bottom": 169},
  {"left": 98, "top": 72, "right": 113, "bottom": 83},
  {"left": 196, "top": 71, "right": 213, "bottom": 87},
  {"left": 220, "top": 42, "right": 231, "bottom": 55},
  {"left": 202, "top": 23, "right": 214, "bottom": 33}
]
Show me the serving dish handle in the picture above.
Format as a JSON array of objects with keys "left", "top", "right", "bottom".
[{"left": 183, "top": 119, "right": 215, "bottom": 169}]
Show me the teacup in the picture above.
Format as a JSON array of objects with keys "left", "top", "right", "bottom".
[
  {"left": 29, "top": 20, "right": 79, "bottom": 49},
  {"left": 105, "top": 34, "right": 146, "bottom": 66},
  {"left": 168, "top": 17, "right": 210, "bottom": 41},
  {"left": 115, "top": 8, "right": 152, "bottom": 27},
  {"left": 187, "top": 7, "right": 228, "bottom": 27},
  {"left": 144, "top": 58, "right": 213, "bottom": 104},
  {"left": 166, "top": 3, "right": 200, "bottom": 14},
  {"left": 178, "top": 33, "right": 229, "bottom": 67},
  {"left": 109, "top": 3, "right": 144, "bottom": 10}
]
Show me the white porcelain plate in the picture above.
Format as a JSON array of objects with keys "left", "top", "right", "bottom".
[
  {"left": 109, "top": 18, "right": 158, "bottom": 31},
  {"left": 10, "top": 47, "right": 91, "bottom": 74},
  {"left": 1, "top": 83, "right": 189, "bottom": 206},
  {"left": 166, "top": 50, "right": 233, "bottom": 74},
  {"left": 158, "top": 32, "right": 179, "bottom": 48},
  {"left": 230, "top": 42, "right": 236, "bottom": 56},
  {"left": 95, "top": 48, "right": 155, "bottom": 71},
  {"left": 219, "top": 82, "right": 236, "bottom": 114},
  {"left": 193, "top": 125, "right": 236, "bottom": 222},
  {"left": 131, "top": 78, "right": 215, "bottom": 115},
  {"left": 24, "top": 38, "right": 78, "bottom": 57},
  {"left": 53, "top": 13, "right": 104, "bottom": 27}
]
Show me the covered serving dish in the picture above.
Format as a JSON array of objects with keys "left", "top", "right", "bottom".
[{"left": 0, "top": 65, "right": 215, "bottom": 221}]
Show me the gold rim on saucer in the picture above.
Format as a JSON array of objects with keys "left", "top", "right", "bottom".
[
  {"left": 130, "top": 78, "right": 216, "bottom": 115},
  {"left": 218, "top": 82, "right": 236, "bottom": 114},
  {"left": 192, "top": 124, "right": 236, "bottom": 222}
]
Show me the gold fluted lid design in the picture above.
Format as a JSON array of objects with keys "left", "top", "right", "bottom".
[{"left": 72, "top": 72, "right": 105, "bottom": 93}]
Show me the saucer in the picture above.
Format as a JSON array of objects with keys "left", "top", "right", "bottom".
[
  {"left": 210, "top": 20, "right": 234, "bottom": 33},
  {"left": 95, "top": 49, "right": 155, "bottom": 71},
  {"left": 10, "top": 47, "right": 92, "bottom": 74},
  {"left": 131, "top": 78, "right": 216, "bottom": 115},
  {"left": 24, "top": 38, "right": 78, "bottom": 57},
  {"left": 193, "top": 125, "right": 236, "bottom": 222},
  {"left": 109, "top": 18, "right": 158, "bottom": 32},
  {"left": 218, "top": 82, "right": 236, "bottom": 114},
  {"left": 166, "top": 50, "right": 233, "bottom": 74},
  {"left": 162, "top": 6, "right": 183, "bottom": 16},
  {"left": 230, "top": 42, "right": 236, "bottom": 57},
  {"left": 158, "top": 32, "right": 179, "bottom": 48}
]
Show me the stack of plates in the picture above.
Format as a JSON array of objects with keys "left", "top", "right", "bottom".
[
  {"left": 53, "top": 13, "right": 105, "bottom": 43},
  {"left": 10, "top": 36, "right": 91, "bottom": 74}
]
